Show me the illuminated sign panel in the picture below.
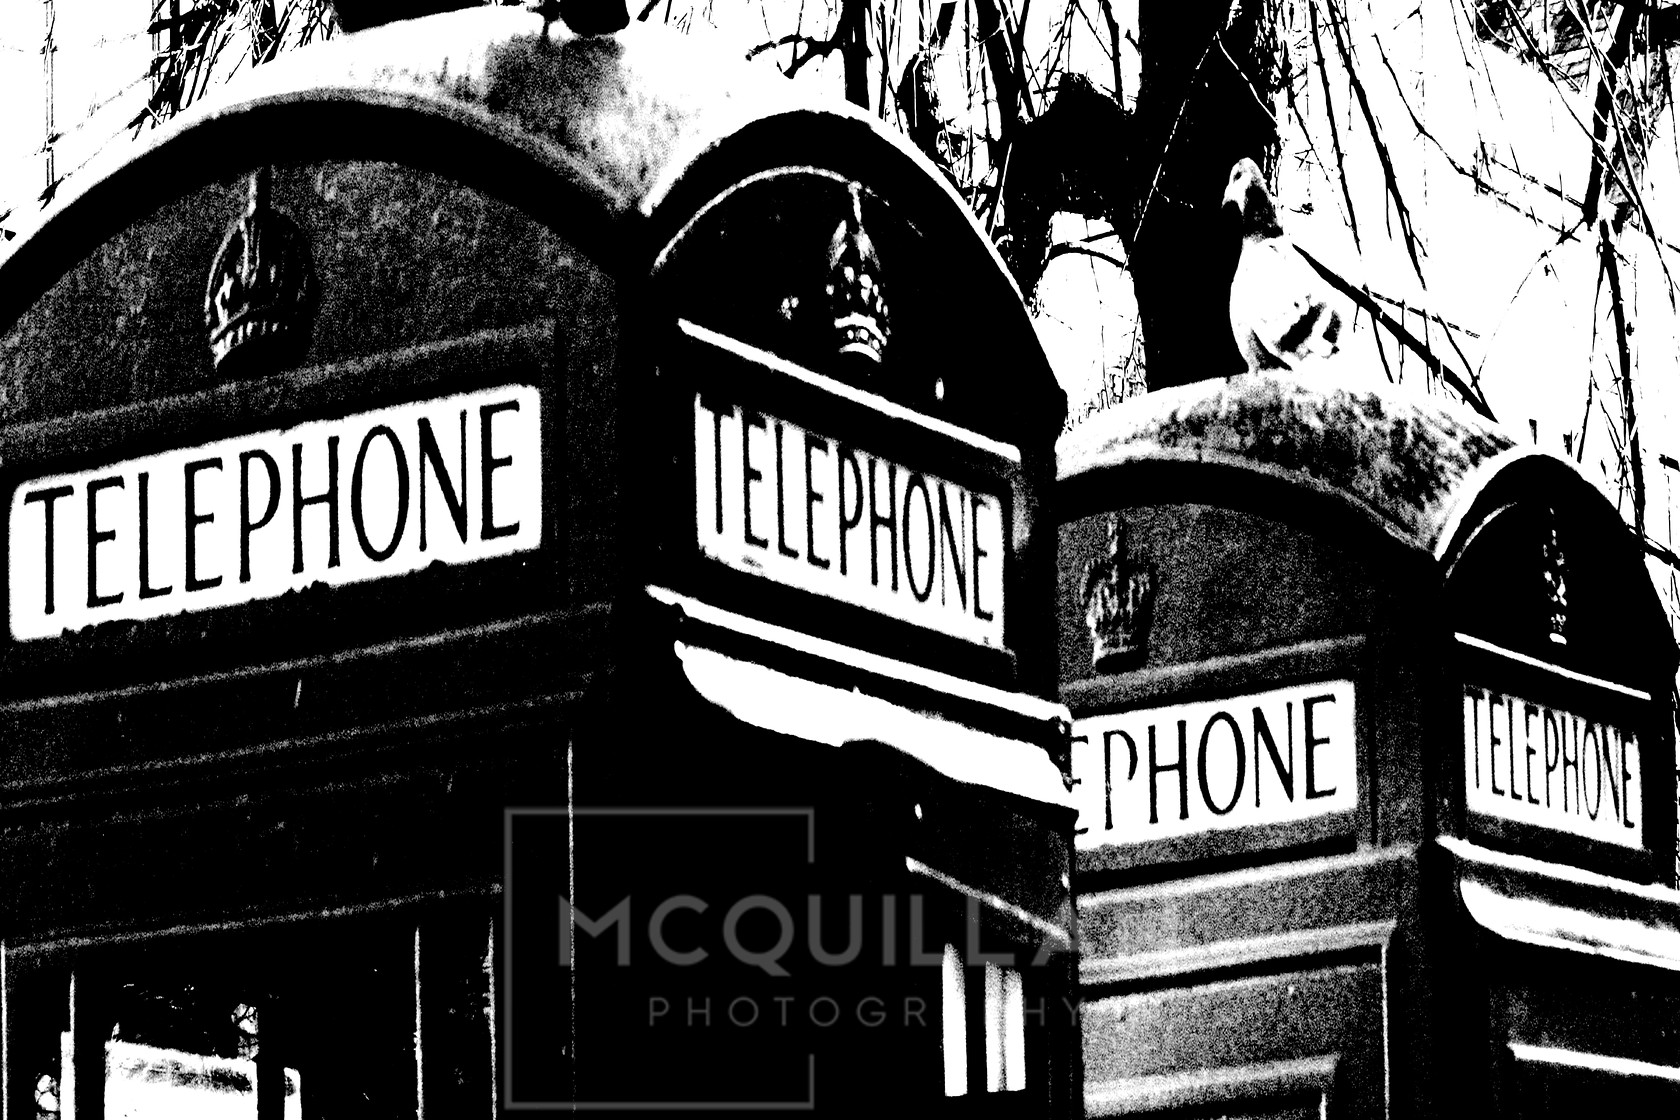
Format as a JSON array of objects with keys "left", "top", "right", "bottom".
[
  {"left": 693, "top": 395, "right": 1006, "bottom": 648},
  {"left": 1462, "top": 684, "right": 1642, "bottom": 848},
  {"left": 8, "top": 385, "right": 542, "bottom": 640},
  {"left": 1071, "top": 680, "right": 1358, "bottom": 848}
]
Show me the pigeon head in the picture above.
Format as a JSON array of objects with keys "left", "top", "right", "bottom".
[{"left": 1223, "top": 158, "right": 1282, "bottom": 238}]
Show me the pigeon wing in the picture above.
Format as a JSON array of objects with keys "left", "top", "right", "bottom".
[{"left": 1230, "top": 236, "right": 1345, "bottom": 372}]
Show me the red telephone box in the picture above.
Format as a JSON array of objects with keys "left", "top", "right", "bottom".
[
  {"left": 0, "top": 9, "right": 1080, "bottom": 1117},
  {"left": 1060, "top": 373, "right": 1678, "bottom": 1118}
]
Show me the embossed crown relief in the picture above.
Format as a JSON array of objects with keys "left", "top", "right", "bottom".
[
  {"left": 824, "top": 181, "right": 890, "bottom": 370},
  {"left": 205, "top": 166, "right": 317, "bottom": 377},
  {"left": 1081, "top": 512, "right": 1155, "bottom": 674}
]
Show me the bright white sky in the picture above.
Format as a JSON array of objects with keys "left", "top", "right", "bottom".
[
  {"left": 0, "top": 0, "right": 151, "bottom": 225},
  {"left": 0, "top": 1, "right": 1130, "bottom": 223},
  {"left": 0, "top": 1, "right": 1662, "bottom": 480}
]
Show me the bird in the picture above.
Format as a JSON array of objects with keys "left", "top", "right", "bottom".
[
  {"left": 548, "top": 0, "right": 631, "bottom": 36},
  {"left": 1223, "top": 158, "right": 1346, "bottom": 375}
]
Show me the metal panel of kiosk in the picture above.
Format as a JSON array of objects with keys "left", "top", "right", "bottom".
[
  {"left": 0, "top": 10, "right": 1080, "bottom": 1119},
  {"left": 1060, "top": 375, "right": 1680, "bottom": 1119}
]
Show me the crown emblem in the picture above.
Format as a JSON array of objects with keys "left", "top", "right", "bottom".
[
  {"left": 1081, "top": 513, "right": 1155, "bottom": 674},
  {"left": 205, "top": 166, "right": 317, "bottom": 379},
  {"left": 824, "top": 183, "right": 890, "bottom": 370},
  {"left": 1541, "top": 508, "right": 1568, "bottom": 647}
]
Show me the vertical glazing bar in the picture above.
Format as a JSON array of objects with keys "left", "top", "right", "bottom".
[
  {"left": 940, "top": 942, "right": 966, "bottom": 1096},
  {"left": 255, "top": 1000, "right": 286, "bottom": 1120},
  {"left": 414, "top": 925, "right": 425, "bottom": 1120},
  {"left": 983, "top": 959, "right": 1003, "bottom": 1092},
  {"left": 66, "top": 968, "right": 103, "bottom": 1120},
  {"left": 1, "top": 942, "right": 10, "bottom": 1120},
  {"left": 483, "top": 917, "right": 497, "bottom": 1120},
  {"left": 1002, "top": 965, "right": 1026, "bottom": 1091}
]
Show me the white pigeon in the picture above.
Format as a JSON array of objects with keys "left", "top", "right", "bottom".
[{"left": 1224, "top": 158, "right": 1346, "bottom": 374}]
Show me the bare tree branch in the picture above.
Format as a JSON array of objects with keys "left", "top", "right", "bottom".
[
  {"left": 1045, "top": 242, "right": 1128, "bottom": 269},
  {"left": 1574, "top": 364, "right": 1595, "bottom": 464},
  {"left": 1569, "top": 0, "right": 1635, "bottom": 223},
  {"left": 877, "top": 2, "right": 892, "bottom": 118},
  {"left": 1489, "top": 0, "right": 1678, "bottom": 299},
  {"left": 1598, "top": 217, "right": 1646, "bottom": 538},
  {"left": 746, "top": 3, "right": 862, "bottom": 104},
  {"left": 1369, "top": 307, "right": 1399, "bottom": 384},
  {"left": 1214, "top": 34, "right": 1277, "bottom": 129},
  {"left": 1370, "top": 32, "right": 1588, "bottom": 243},
  {"left": 1322, "top": 0, "right": 1427, "bottom": 284},
  {"left": 1011, "top": 0, "right": 1036, "bottom": 117},
  {"left": 251, "top": 0, "right": 282, "bottom": 66},
  {"left": 1643, "top": 534, "right": 1680, "bottom": 574},
  {"left": 1094, "top": 0, "right": 1126, "bottom": 104},
  {"left": 1294, "top": 242, "right": 1496, "bottom": 419},
  {"left": 746, "top": 32, "right": 833, "bottom": 64},
  {"left": 1308, "top": 2, "right": 1360, "bottom": 252},
  {"left": 974, "top": 0, "right": 1031, "bottom": 135}
]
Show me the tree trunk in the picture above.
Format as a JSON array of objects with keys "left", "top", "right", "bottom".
[
  {"left": 841, "top": 0, "right": 870, "bottom": 110},
  {"left": 1125, "top": 0, "right": 1278, "bottom": 389}
]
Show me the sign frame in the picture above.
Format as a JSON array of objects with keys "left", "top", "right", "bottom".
[
  {"left": 8, "top": 383, "right": 544, "bottom": 643},
  {"left": 0, "top": 320, "right": 567, "bottom": 688},
  {"left": 648, "top": 319, "right": 1029, "bottom": 690},
  {"left": 1451, "top": 631, "right": 1664, "bottom": 882},
  {"left": 1063, "top": 634, "right": 1370, "bottom": 875},
  {"left": 1072, "top": 677, "right": 1358, "bottom": 851}
]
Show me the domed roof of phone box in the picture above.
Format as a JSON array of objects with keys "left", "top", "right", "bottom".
[
  {"left": 1058, "top": 371, "right": 1677, "bottom": 690},
  {"left": 1064, "top": 373, "right": 1664, "bottom": 618}
]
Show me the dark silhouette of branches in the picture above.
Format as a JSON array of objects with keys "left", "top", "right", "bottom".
[
  {"left": 1094, "top": 0, "right": 1126, "bottom": 103},
  {"left": 1308, "top": 3, "right": 1359, "bottom": 251},
  {"left": 1598, "top": 218, "right": 1646, "bottom": 538},
  {"left": 1046, "top": 242, "right": 1127, "bottom": 270},
  {"left": 1582, "top": 3, "right": 1640, "bottom": 223},
  {"left": 974, "top": 0, "right": 1033, "bottom": 137},
  {"left": 1321, "top": 0, "right": 1426, "bottom": 285},
  {"left": 136, "top": 1, "right": 335, "bottom": 133},
  {"left": 747, "top": 0, "right": 872, "bottom": 105},
  {"left": 1484, "top": 0, "right": 1679, "bottom": 298},
  {"left": 1294, "top": 243, "right": 1496, "bottom": 420}
]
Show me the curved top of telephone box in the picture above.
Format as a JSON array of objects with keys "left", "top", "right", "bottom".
[
  {"left": 1059, "top": 373, "right": 1670, "bottom": 664},
  {"left": 0, "top": 6, "right": 1063, "bottom": 451},
  {"left": 1063, "top": 375, "right": 1549, "bottom": 563}
]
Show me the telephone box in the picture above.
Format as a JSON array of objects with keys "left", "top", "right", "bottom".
[
  {"left": 0, "top": 9, "right": 1078, "bottom": 1118},
  {"left": 1060, "top": 374, "right": 1679, "bottom": 1117}
]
